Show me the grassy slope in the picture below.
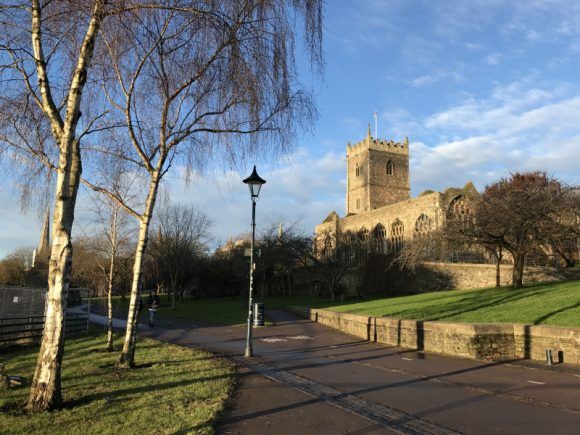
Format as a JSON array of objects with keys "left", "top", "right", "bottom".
[
  {"left": 100, "top": 280, "right": 579, "bottom": 327},
  {"left": 323, "top": 280, "right": 580, "bottom": 327},
  {"left": 0, "top": 332, "right": 235, "bottom": 434}
]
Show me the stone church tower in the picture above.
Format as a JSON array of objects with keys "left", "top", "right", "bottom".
[{"left": 346, "top": 125, "right": 410, "bottom": 214}]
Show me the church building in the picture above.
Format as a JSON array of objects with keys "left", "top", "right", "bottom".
[{"left": 315, "top": 126, "right": 479, "bottom": 253}]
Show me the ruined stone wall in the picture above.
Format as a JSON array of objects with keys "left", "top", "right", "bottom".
[
  {"left": 337, "top": 262, "right": 580, "bottom": 298},
  {"left": 340, "top": 191, "right": 443, "bottom": 238},
  {"left": 288, "top": 307, "right": 580, "bottom": 365},
  {"left": 416, "top": 262, "right": 580, "bottom": 290}
]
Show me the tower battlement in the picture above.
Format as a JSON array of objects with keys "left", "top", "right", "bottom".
[
  {"left": 347, "top": 136, "right": 409, "bottom": 156},
  {"left": 346, "top": 126, "right": 410, "bottom": 214}
]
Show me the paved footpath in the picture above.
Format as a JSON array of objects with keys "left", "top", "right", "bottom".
[{"left": 88, "top": 309, "right": 580, "bottom": 435}]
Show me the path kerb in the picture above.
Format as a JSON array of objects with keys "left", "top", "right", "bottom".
[{"left": 287, "top": 306, "right": 580, "bottom": 364}]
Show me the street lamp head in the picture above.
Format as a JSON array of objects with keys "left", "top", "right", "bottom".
[{"left": 243, "top": 165, "right": 266, "bottom": 198}]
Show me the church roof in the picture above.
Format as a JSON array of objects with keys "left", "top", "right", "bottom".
[
  {"left": 322, "top": 210, "right": 339, "bottom": 223},
  {"left": 440, "top": 181, "right": 480, "bottom": 204}
]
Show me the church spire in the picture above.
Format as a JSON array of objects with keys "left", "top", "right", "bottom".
[{"left": 37, "top": 208, "right": 50, "bottom": 257}]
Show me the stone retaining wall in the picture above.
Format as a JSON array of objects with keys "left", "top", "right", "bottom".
[
  {"left": 288, "top": 307, "right": 579, "bottom": 365},
  {"left": 418, "top": 263, "right": 580, "bottom": 291}
]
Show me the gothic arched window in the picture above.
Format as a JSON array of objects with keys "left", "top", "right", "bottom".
[
  {"left": 372, "top": 223, "right": 387, "bottom": 254},
  {"left": 343, "top": 231, "right": 356, "bottom": 265},
  {"left": 386, "top": 160, "right": 394, "bottom": 175},
  {"left": 414, "top": 214, "right": 433, "bottom": 237},
  {"left": 447, "top": 196, "right": 472, "bottom": 223},
  {"left": 358, "top": 228, "right": 370, "bottom": 259},
  {"left": 322, "top": 234, "right": 334, "bottom": 261},
  {"left": 391, "top": 219, "right": 405, "bottom": 252},
  {"left": 355, "top": 162, "right": 360, "bottom": 177},
  {"left": 358, "top": 228, "right": 369, "bottom": 242}
]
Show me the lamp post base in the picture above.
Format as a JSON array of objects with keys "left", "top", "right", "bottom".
[{"left": 244, "top": 347, "right": 253, "bottom": 358}]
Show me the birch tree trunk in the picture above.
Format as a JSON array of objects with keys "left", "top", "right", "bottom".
[
  {"left": 107, "top": 208, "right": 118, "bottom": 351},
  {"left": 27, "top": 145, "right": 81, "bottom": 411},
  {"left": 119, "top": 173, "right": 161, "bottom": 367},
  {"left": 27, "top": 0, "right": 104, "bottom": 411}
]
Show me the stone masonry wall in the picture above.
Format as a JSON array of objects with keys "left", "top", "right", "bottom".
[
  {"left": 339, "top": 262, "right": 580, "bottom": 297},
  {"left": 346, "top": 133, "right": 410, "bottom": 215},
  {"left": 288, "top": 307, "right": 580, "bottom": 365},
  {"left": 368, "top": 149, "right": 410, "bottom": 210},
  {"left": 340, "top": 191, "right": 443, "bottom": 239},
  {"left": 417, "top": 262, "right": 580, "bottom": 290}
]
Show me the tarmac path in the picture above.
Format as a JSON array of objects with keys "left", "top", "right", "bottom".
[{"left": 86, "top": 307, "right": 580, "bottom": 434}]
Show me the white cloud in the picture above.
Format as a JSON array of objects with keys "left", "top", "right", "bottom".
[
  {"left": 464, "top": 42, "right": 485, "bottom": 50},
  {"left": 0, "top": 148, "right": 347, "bottom": 257},
  {"left": 408, "top": 73, "right": 443, "bottom": 88},
  {"left": 485, "top": 53, "right": 502, "bottom": 65},
  {"left": 163, "top": 149, "right": 345, "bottom": 247},
  {"left": 411, "top": 78, "right": 580, "bottom": 195},
  {"left": 424, "top": 79, "right": 565, "bottom": 132}
]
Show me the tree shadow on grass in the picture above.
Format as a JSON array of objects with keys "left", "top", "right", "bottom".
[
  {"left": 388, "top": 284, "right": 554, "bottom": 322},
  {"left": 0, "top": 400, "right": 27, "bottom": 416},
  {"left": 97, "top": 362, "right": 154, "bottom": 369},
  {"left": 63, "top": 371, "right": 236, "bottom": 409},
  {"left": 532, "top": 301, "right": 580, "bottom": 325}
]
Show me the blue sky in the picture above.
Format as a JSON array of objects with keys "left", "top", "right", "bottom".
[{"left": 1, "top": 0, "right": 580, "bottom": 257}]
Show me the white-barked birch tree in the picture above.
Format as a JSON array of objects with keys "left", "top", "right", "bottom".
[
  {"left": 0, "top": 0, "right": 109, "bottom": 411},
  {"left": 81, "top": 1, "right": 323, "bottom": 366}
]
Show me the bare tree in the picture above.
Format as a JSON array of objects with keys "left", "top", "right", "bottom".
[
  {"left": 148, "top": 203, "right": 210, "bottom": 308},
  {"left": 1, "top": 2, "right": 323, "bottom": 390},
  {"left": 545, "top": 189, "right": 580, "bottom": 267},
  {"left": 76, "top": 1, "right": 323, "bottom": 367},
  {"left": 0, "top": 1, "right": 114, "bottom": 411},
  {"left": 87, "top": 166, "right": 135, "bottom": 351},
  {"left": 0, "top": 248, "right": 34, "bottom": 286},
  {"left": 256, "top": 219, "right": 307, "bottom": 297},
  {"left": 445, "top": 172, "right": 578, "bottom": 289},
  {"left": 287, "top": 229, "right": 358, "bottom": 302},
  {"left": 0, "top": 0, "right": 212, "bottom": 410}
]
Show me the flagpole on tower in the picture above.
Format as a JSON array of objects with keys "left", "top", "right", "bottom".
[{"left": 374, "top": 110, "right": 378, "bottom": 138}]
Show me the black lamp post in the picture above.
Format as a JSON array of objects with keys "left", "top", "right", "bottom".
[{"left": 242, "top": 165, "right": 266, "bottom": 357}]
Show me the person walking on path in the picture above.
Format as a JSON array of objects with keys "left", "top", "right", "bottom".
[{"left": 147, "top": 290, "right": 161, "bottom": 327}]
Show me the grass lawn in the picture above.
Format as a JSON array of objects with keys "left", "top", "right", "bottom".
[
  {"left": 323, "top": 280, "right": 580, "bottom": 327},
  {"left": 97, "top": 280, "right": 579, "bottom": 327},
  {"left": 154, "top": 295, "right": 327, "bottom": 326},
  {"left": 0, "top": 332, "right": 235, "bottom": 434},
  {"left": 99, "top": 294, "right": 326, "bottom": 326}
]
